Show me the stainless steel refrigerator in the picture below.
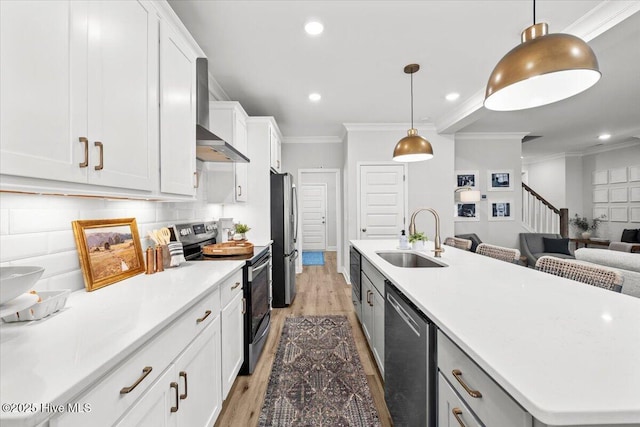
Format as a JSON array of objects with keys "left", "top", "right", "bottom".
[{"left": 270, "top": 172, "right": 298, "bottom": 307}]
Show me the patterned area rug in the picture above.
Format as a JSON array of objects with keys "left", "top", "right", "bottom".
[
  {"left": 302, "top": 251, "right": 325, "bottom": 266},
  {"left": 259, "top": 316, "right": 381, "bottom": 427}
]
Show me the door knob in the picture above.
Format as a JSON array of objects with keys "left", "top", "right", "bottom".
[{"left": 361, "top": 228, "right": 367, "bottom": 232}]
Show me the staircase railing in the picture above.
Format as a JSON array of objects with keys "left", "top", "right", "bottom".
[{"left": 522, "top": 183, "right": 568, "bottom": 237}]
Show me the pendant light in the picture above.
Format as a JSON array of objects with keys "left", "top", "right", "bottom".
[
  {"left": 484, "top": 0, "right": 600, "bottom": 111},
  {"left": 393, "top": 64, "right": 434, "bottom": 162}
]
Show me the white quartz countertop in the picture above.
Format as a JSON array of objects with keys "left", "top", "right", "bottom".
[
  {"left": 351, "top": 240, "right": 640, "bottom": 426},
  {"left": 0, "top": 260, "right": 244, "bottom": 427}
]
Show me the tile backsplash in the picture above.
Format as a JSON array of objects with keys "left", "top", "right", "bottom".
[{"left": 0, "top": 192, "right": 222, "bottom": 292}]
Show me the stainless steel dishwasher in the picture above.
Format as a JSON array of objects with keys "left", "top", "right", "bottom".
[{"left": 384, "top": 280, "right": 436, "bottom": 427}]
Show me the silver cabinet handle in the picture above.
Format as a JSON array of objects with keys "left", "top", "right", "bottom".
[
  {"left": 94, "top": 141, "right": 104, "bottom": 170},
  {"left": 193, "top": 171, "right": 199, "bottom": 188},
  {"left": 237, "top": 185, "right": 242, "bottom": 196},
  {"left": 242, "top": 297, "right": 246, "bottom": 314}
]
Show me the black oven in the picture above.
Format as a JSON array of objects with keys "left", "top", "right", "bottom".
[{"left": 242, "top": 248, "right": 271, "bottom": 374}]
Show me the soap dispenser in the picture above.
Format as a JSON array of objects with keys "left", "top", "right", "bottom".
[{"left": 399, "top": 229, "right": 409, "bottom": 249}]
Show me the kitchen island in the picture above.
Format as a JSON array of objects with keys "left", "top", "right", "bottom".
[
  {"left": 351, "top": 239, "right": 640, "bottom": 426},
  {"left": 0, "top": 260, "right": 245, "bottom": 427}
]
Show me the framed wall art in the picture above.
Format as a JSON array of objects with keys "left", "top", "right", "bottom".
[
  {"left": 455, "top": 170, "right": 479, "bottom": 188},
  {"left": 488, "top": 200, "right": 514, "bottom": 221},
  {"left": 454, "top": 203, "right": 479, "bottom": 222},
  {"left": 630, "top": 186, "right": 640, "bottom": 202},
  {"left": 487, "top": 170, "right": 513, "bottom": 191},
  {"left": 593, "top": 188, "right": 608, "bottom": 203},
  {"left": 592, "top": 170, "right": 608, "bottom": 185},
  {"left": 72, "top": 218, "right": 145, "bottom": 292},
  {"left": 631, "top": 207, "right": 640, "bottom": 223},
  {"left": 610, "top": 187, "right": 628, "bottom": 203},
  {"left": 630, "top": 165, "right": 640, "bottom": 182},
  {"left": 592, "top": 207, "right": 608, "bottom": 221},
  {"left": 609, "top": 167, "right": 627, "bottom": 184},
  {"left": 609, "top": 207, "right": 628, "bottom": 222}
]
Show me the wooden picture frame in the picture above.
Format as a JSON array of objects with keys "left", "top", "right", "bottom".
[
  {"left": 488, "top": 200, "right": 514, "bottom": 221},
  {"left": 72, "top": 218, "right": 145, "bottom": 292},
  {"left": 487, "top": 170, "right": 513, "bottom": 191},
  {"left": 455, "top": 170, "right": 479, "bottom": 189},
  {"left": 454, "top": 203, "right": 479, "bottom": 222}
]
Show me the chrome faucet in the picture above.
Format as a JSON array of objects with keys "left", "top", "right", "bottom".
[{"left": 408, "top": 207, "right": 443, "bottom": 257}]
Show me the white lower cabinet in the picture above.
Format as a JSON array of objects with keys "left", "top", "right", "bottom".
[
  {"left": 51, "top": 284, "right": 226, "bottom": 427},
  {"left": 360, "top": 258, "right": 385, "bottom": 375},
  {"left": 221, "top": 291, "right": 244, "bottom": 399}
]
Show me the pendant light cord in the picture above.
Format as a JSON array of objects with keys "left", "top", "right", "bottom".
[
  {"left": 410, "top": 72, "right": 414, "bottom": 129},
  {"left": 533, "top": 0, "right": 536, "bottom": 25}
]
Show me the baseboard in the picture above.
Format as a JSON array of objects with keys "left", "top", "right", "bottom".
[
  {"left": 327, "top": 246, "right": 337, "bottom": 251},
  {"left": 341, "top": 267, "right": 351, "bottom": 284}
]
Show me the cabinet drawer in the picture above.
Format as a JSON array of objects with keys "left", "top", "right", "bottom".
[
  {"left": 52, "top": 288, "right": 220, "bottom": 427},
  {"left": 438, "top": 372, "right": 482, "bottom": 427},
  {"left": 220, "top": 269, "right": 243, "bottom": 308},
  {"left": 437, "top": 332, "right": 532, "bottom": 427},
  {"left": 361, "top": 258, "right": 385, "bottom": 295}
]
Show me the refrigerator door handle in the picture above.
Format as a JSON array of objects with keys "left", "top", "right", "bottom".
[
  {"left": 291, "top": 249, "right": 299, "bottom": 261},
  {"left": 292, "top": 184, "right": 298, "bottom": 243}
]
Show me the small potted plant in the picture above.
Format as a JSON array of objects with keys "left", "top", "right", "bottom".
[
  {"left": 409, "top": 232, "right": 428, "bottom": 251},
  {"left": 570, "top": 214, "right": 605, "bottom": 239},
  {"left": 233, "top": 223, "right": 251, "bottom": 241}
]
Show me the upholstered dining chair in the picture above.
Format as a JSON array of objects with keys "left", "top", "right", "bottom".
[
  {"left": 534, "top": 256, "right": 624, "bottom": 292},
  {"left": 444, "top": 237, "right": 472, "bottom": 251},
  {"left": 476, "top": 243, "right": 521, "bottom": 263}
]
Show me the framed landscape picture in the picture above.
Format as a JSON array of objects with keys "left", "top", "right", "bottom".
[
  {"left": 72, "top": 218, "right": 145, "bottom": 292},
  {"left": 455, "top": 170, "right": 478, "bottom": 188},
  {"left": 488, "top": 200, "right": 514, "bottom": 221},
  {"left": 487, "top": 170, "right": 513, "bottom": 191},
  {"left": 454, "top": 203, "right": 479, "bottom": 221}
]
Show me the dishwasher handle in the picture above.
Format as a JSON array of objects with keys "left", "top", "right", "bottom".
[{"left": 387, "top": 291, "right": 420, "bottom": 337}]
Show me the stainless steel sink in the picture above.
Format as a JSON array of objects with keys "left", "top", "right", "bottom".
[{"left": 376, "top": 251, "right": 447, "bottom": 268}]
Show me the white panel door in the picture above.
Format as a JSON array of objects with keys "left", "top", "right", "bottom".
[
  {"left": 301, "top": 184, "right": 327, "bottom": 250},
  {"left": 359, "top": 164, "right": 406, "bottom": 239}
]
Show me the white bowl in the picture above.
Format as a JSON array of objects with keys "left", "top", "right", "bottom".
[{"left": 0, "top": 266, "right": 45, "bottom": 305}]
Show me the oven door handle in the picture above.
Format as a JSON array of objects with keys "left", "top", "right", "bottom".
[{"left": 249, "top": 259, "right": 270, "bottom": 281}]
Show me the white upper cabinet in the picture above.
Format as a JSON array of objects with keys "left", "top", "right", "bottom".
[
  {"left": 269, "top": 126, "right": 282, "bottom": 173},
  {"left": 159, "top": 20, "right": 198, "bottom": 197},
  {"left": 0, "top": 0, "right": 159, "bottom": 192}
]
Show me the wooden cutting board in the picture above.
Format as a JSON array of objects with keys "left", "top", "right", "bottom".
[{"left": 202, "top": 241, "right": 254, "bottom": 256}]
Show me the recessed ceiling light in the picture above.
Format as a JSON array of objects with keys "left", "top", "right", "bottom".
[
  {"left": 308, "top": 93, "right": 321, "bottom": 102},
  {"left": 305, "top": 21, "right": 324, "bottom": 36},
  {"left": 445, "top": 92, "right": 460, "bottom": 101},
  {"left": 598, "top": 133, "right": 611, "bottom": 140}
]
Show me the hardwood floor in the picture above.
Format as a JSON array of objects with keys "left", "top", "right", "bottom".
[{"left": 215, "top": 251, "right": 392, "bottom": 427}]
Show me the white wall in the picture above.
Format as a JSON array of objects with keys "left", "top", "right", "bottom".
[
  {"left": 581, "top": 142, "right": 640, "bottom": 241},
  {"left": 523, "top": 156, "right": 566, "bottom": 208},
  {"left": 343, "top": 125, "right": 455, "bottom": 271},
  {"left": 281, "top": 141, "right": 343, "bottom": 172},
  {"left": 454, "top": 133, "right": 524, "bottom": 249},
  {"left": 0, "top": 185, "right": 222, "bottom": 293}
]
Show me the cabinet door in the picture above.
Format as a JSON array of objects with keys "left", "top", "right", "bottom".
[
  {"left": 115, "top": 365, "right": 177, "bottom": 427},
  {"left": 360, "top": 274, "right": 374, "bottom": 345},
  {"left": 438, "top": 373, "right": 482, "bottom": 427},
  {"left": 221, "top": 292, "right": 244, "bottom": 398},
  {"left": 269, "top": 127, "right": 280, "bottom": 172},
  {"left": 159, "top": 20, "right": 197, "bottom": 196},
  {"left": 371, "top": 287, "right": 385, "bottom": 375},
  {"left": 175, "top": 315, "right": 222, "bottom": 427},
  {"left": 0, "top": 0, "right": 88, "bottom": 184},
  {"left": 234, "top": 116, "right": 248, "bottom": 202},
  {"left": 86, "top": 0, "right": 158, "bottom": 191}
]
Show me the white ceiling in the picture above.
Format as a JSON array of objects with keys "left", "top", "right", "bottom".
[{"left": 169, "top": 0, "right": 640, "bottom": 160}]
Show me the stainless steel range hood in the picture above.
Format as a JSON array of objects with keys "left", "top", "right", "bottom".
[{"left": 195, "top": 58, "right": 249, "bottom": 163}]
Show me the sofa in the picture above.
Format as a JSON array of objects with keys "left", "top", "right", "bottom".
[
  {"left": 520, "top": 233, "right": 575, "bottom": 267},
  {"left": 574, "top": 248, "right": 640, "bottom": 298},
  {"left": 608, "top": 228, "right": 640, "bottom": 252}
]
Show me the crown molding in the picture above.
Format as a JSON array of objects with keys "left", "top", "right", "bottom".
[
  {"left": 455, "top": 132, "right": 529, "bottom": 141},
  {"left": 522, "top": 139, "right": 640, "bottom": 164},
  {"left": 282, "top": 136, "right": 342, "bottom": 144},
  {"left": 435, "top": 88, "right": 487, "bottom": 134},
  {"left": 342, "top": 123, "right": 437, "bottom": 132},
  {"left": 522, "top": 152, "right": 581, "bottom": 166}
]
